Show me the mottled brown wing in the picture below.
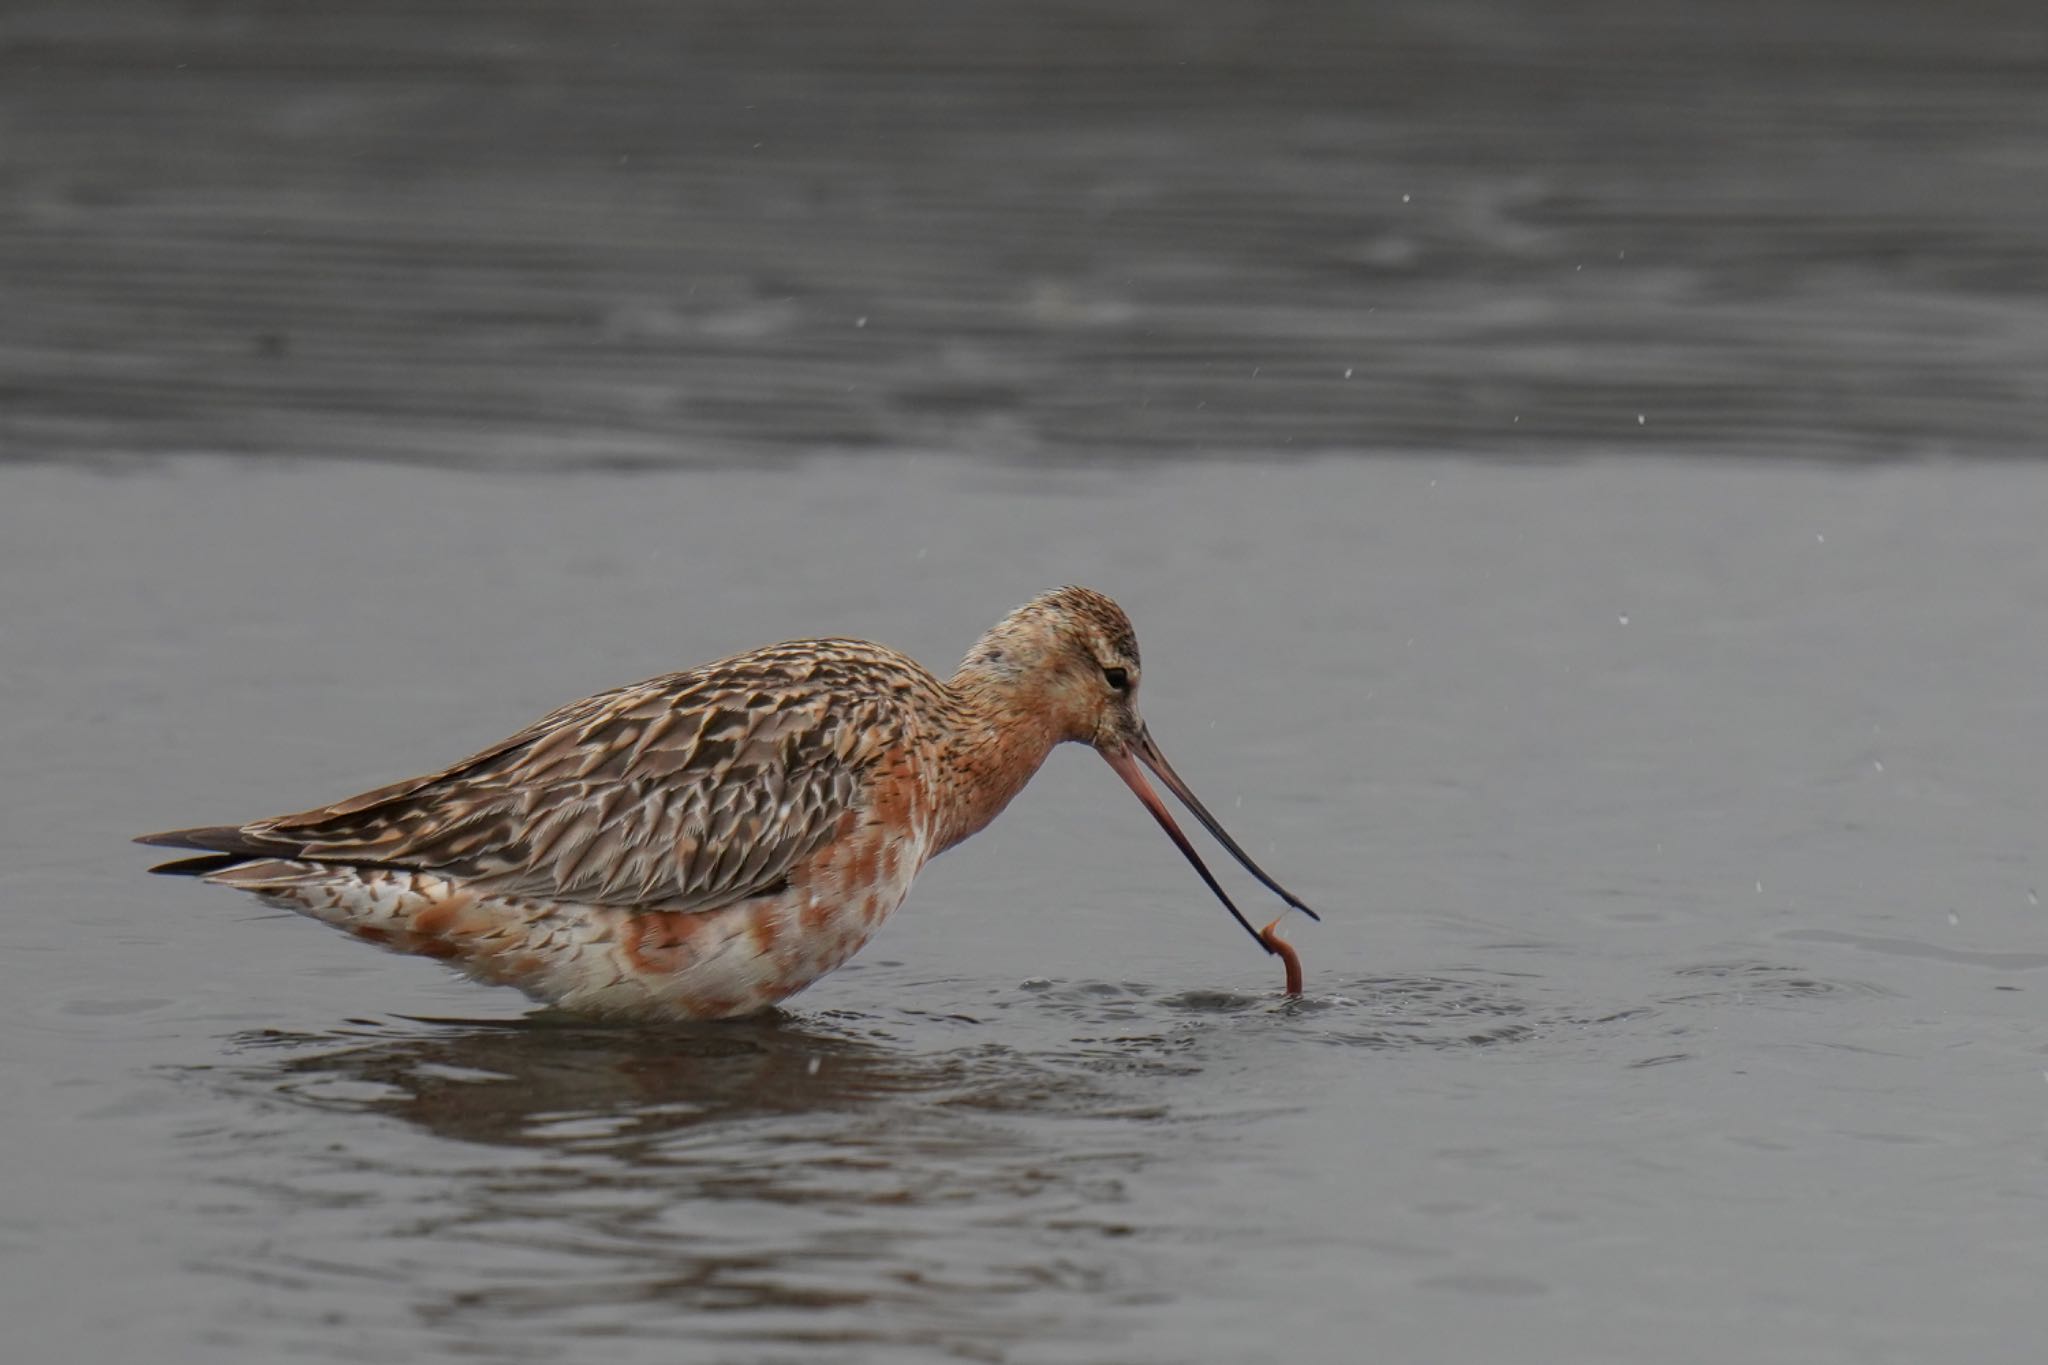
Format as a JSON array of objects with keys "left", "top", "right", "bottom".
[{"left": 241, "top": 650, "right": 910, "bottom": 912}]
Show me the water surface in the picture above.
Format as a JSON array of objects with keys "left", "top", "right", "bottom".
[
  {"left": 5, "top": 1, "right": 2048, "bottom": 1360},
  {"left": 4, "top": 0, "right": 2046, "bottom": 466},
  {"left": 5, "top": 458, "right": 2047, "bottom": 1363}
]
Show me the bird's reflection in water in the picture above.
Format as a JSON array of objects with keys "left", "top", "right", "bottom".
[
  {"left": 224, "top": 1002, "right": 1192, "bottom": 1140},
  {"left": 234, "top": 1011, "right": 974, "bottom": 1148},
  {"left": 183, "top": 976, "right": 1551, "bottom": 1355},
  {"left": 191, "top": 1009, "right": 1176, "bottom": 1358}
]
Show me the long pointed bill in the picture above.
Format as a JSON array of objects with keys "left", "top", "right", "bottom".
[
  {"left": 1132, "top": 727, "right": 1321, "bottom": 923},
  {"left": 1100, "top": 727, "right": 1321, "bottom": 955},
  {"left": 1101, "top": 745, "right": 1268, "bottom": 951}
]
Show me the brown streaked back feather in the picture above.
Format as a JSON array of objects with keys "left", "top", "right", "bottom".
[{"left": 176, "top": 641, "right": 942, "bottom": 912}]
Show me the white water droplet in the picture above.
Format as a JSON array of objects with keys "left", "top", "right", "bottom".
[
  {"left": 1946, "top": 912, "right": 1960, "bottom": 926},
  {"left": 1344, "top": 367, "right": 1354, "bottom": 379},
  {"left": 1617, "top": 614, "right": 1630, "bottom": 625},
  {"left": 1636, "top": 414, "right": 1646, "bottom": 426},
  {"left": 806, "top": 1057, "right": 821, "bottom": 1075},
  {"left": 1815, "top": 533, "right": 1826, "bottom": 544},
  {"left": 1756, "top": 881, "right": 1765, "bottom": 895},
  {"left": 1401, "top": 192, "right": 1412, "bottom": 203},
  {"left": 2029, "top": 889, "right": 2039, "bottom": 906},
  {"left": 855, "top": 316, "right": 868, "bottom": 328},
  {"left": 1873, "top": 760, "right": 1884, "bottom": 772}
]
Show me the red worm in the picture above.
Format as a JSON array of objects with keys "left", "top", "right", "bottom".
[{"left": 1260, "top": 917, "right": 1304, "bottom": 996}]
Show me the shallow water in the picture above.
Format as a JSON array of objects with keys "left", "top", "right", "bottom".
[
  {"left": 5, "top": 457, "right": 2048, "bottom": 1363},
  {"left": 7, "top": 1, "right": 2048, "bottom": 1360}
]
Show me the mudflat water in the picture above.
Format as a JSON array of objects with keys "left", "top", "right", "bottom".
[
  {"left": 8, "top": 459, "right": 2048, "bottom": 1363},
  {"left": 5, "top": 3, "right": 2048, "bottom": 1364}
]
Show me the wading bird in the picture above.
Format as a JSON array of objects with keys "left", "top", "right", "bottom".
[{"left": 140, "top": 587, "right": 1317, "bottom": 1019}]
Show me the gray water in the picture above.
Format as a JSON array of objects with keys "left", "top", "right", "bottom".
[
  {"left": 8, "top": 458, "right": 2048, "bottom": 1363},
  {"left": 6, "top": 3, "right": 2048, "bottom": 1363},
  {"left": 6, "top": 0, "right": 2048, "bottom": 467}
]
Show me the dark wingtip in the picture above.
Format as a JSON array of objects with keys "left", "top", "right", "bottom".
[
  {"left": 135, "top": 826, "right": 286, "bottom": 870},
  {"left": 136, "top": 824, "right": 401, "bottom": 879},
  {"left": 138, "top": 826, "right": 265, "bottom": 875},
  {"left": 135, "top": 825, "right": 244, "bottom": 851},
  {"left": 146, "top": 852, "right": 247, "bottom": 877},
  {"left": 133, "top": 822, "right": 268, "bottom": 855}
]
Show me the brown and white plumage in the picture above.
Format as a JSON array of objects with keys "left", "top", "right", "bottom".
[{"left": 139, "top": 587, "right": 1317, "bottom": 1020}]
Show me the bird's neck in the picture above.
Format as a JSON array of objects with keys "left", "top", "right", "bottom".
[{"left": 927, "top": 662, "right": 1068, "bottom": 856}]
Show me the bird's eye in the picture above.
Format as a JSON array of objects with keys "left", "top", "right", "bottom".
[{"left": 1102, "top": 666, "right": 1130, "bottom": 692}]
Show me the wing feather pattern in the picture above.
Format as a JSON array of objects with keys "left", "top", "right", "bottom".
[{"left": 173, "top": 643, "right": 928, "bottom": 913}]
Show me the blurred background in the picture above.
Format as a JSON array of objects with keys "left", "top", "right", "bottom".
[{"left": 6, "top": 0, "right": 2046, "bottom": 468}]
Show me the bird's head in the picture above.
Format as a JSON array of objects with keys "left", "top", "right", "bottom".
[
  {"left": 958, "top": 586, "right": 1319, "bottom": 951},
  {"left": 958, "top": 584, "right": 1145, "bottom": 752}
]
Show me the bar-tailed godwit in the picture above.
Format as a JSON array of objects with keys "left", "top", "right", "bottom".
[{"left": 139, "top": 587, "right": 1317, "bottom": 1019}]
